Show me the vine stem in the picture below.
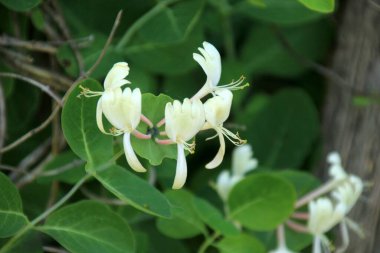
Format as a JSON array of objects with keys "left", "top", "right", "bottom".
[
  {"left": 197, "top": 232, "right": 220, "bottom": 253},
  {"left": 116, "top": 0, "right": 180, "bottom": 50},
  {"left": 0, "top": 174, "right": 91, "bottom": 253}
]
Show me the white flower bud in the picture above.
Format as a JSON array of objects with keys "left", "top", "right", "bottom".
[
  {"left": 104, "top": 62, "right": 131, "bottom": 90},
  {"left": 232, "top": 144, "right": 258, "bottom": 176},
  {"left": 215, "top": 170, "right": 242, "bottom": 202}
]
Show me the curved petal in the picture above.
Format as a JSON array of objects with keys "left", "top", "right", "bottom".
[
  {"left": 96, "top": 97, "right": 107, "bottom": 134},
  {"left": 205, "top": 130, "right": 225, "bottom": 169},
  {"left": 312, "top": 236, "right": 321, "bottom": 253},
  {"left": 123, "top": 133, "right": 146, "bottom": 173},
  {"left": 172, "top": 144, "right": 187, "bottom": 189}
]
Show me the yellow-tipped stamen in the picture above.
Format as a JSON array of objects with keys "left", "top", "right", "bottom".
[{"left": 78, "top": 85, "right": 103, "bottom": 98}]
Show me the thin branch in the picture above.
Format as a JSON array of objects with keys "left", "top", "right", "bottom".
[
  {"left": 0, "top": 35, "right": 57, "bottom": 53},
  {"left": 40, "top": 159, "right": 84, "bottom": 177},
  {"left": 0, "top": 164, "right": 20, "bottom": 173},
  {"left": 0, "top": 73, "right": 62, "bottom": 105},
  {"left": 0, "top": 106, "right": 60, "bottom": 154},
  {"left": 85, "top": 10, "right": 123, "bottom": 76}
]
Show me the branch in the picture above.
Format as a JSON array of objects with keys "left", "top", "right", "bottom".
[
  {"left": 0, "top": 73, "right": 63, "bottom": 105},
  {"left": 0, "top": 82, "right": 6, "bottom": 161},
  {"left": 0, "top": 35, "right": 57, "bottom": 54},
  {"left": 85, "top": 10, "right": 123, "bottom": 76}
]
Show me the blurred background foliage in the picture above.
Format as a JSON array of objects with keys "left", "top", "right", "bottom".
[{"left": 0, "top": 0, "right": 337, "bottom": 252}]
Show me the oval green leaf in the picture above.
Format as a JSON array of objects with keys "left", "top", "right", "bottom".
[
  {"left": 0, "top": 0, "right": 41, "bottom": 12},
  {"left": 0, "top": 172, "right": 28, "bottom": 238},
  {"left": 40, "top": 201, "right": 135, "bottom": 253},
  {"left": 298, "top": 0, "right": 335, "bottom": 13},
  {"left": 94, "top": 164, "right": 171, "bottom": 218},
  {"left": 228, "top": 173, "right": 296, "bottom": 231},
  {"left": 61, "top": 79, "right": 113, "bottom": 168}
]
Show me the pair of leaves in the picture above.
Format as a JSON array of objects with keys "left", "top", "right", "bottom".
[{"left": 61, "top": 79, "right": 172, "bottom": 218}]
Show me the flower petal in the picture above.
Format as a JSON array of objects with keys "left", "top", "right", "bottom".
[
  {"left": 123, "top": 133, "right": 146, "bottom": 173},
  {"left": 96, "top": 97, "right": 107, "bottom": 134},
  {"left": 172, "top": 144, "right": 187, "bottom": 189},
  {"left": 104, "top": 62, "right": 130, "bottom": 90},
  {"left": 205, "top": 130, "right": 225, "bottom": 169},
  {"left": 312, "top": 236, "right": 321, "bottom": 253}
]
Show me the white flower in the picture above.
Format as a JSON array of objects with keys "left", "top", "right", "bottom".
[
  {"left": 232, "top": 144, "right": 258, "bottom": 176},
  {"left": 308, "top": 198, "right": 346, "bottom": 253},
  {"left": 192, "top": 42, "right": 247, "bottom": 100},
  {"left": 327, "top": 151, "right": 347, "bottom": 181},
  {"left": 203, "top": 89, "right": 245, "bottom": 169},
  {"left": 332, "top": 175, "right": 363, "bottom": 214},
  {"left": 97, "top": 87, "right": 146, "bottom": 173},
  {"left": 103, "top": 62, "right": 131, "bottom": 90},
  {"left": 215, "top": 170, "right": 242, "bottom": 201},
  {"left": 165, "top": 99, "right": 205, "bottom": 189}
]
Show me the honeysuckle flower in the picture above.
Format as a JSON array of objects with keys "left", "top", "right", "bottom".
[
  {"left": 231, "top": 144, "right": 258, "bottom": 176},
  {"left": 98, "top": 87, "right": 146, "bottom": 173},
  {"left": 203, "top": 89, "right": 246, "bottom": 169},
  {"left": 165, "top": 99, "right": 205, "bottom": 189},
  {"left": 192, "top": 42, "right": 247, "bottom": 100},
  {"left": 215, "top": 170, "right": 242, "bottom": 201},
  {"left": 103, "top": 62, "right": 131, "bottom": 90},
  {"left": 308, "top": 198, "right": 346, "bottom": 253},
  {"left": 332, "top": 175, "right": 363, "bottom": 214}
]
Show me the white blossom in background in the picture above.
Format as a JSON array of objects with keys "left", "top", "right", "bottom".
[
  {"left": 165, "top": 99, "right": 205, "bottom": 189},
  {"left": 192, "top": 42, "right": 247, "bottom": 100},
  {"left": 203, "top": 89, "right": 246, "bottom": 169},
  {"left": 327, "top": 151, "right": 347, "bottom": 181},
  {"left": 215, "top": 144, "right": 257, "bottom": 201},
  {"left": 231, "top": 144, "right": 258, "bottom": 176},
  {"left": 269, "top": 246, "right": 297, "bottom": 253}
]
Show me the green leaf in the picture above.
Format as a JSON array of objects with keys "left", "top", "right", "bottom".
[
  {"left": 298, "top": 0, "right": 335, "bottom": 13},
  {"left": 276, "top": 170, "right": 320, "bottom": 198},
  {"left": 30, "top": 8, "right": 45, "bottom": 31},
  {"left": 216, "top": 234, "right": 266, "bottom": 253},
  {"left": 61, "top": 79, "right": 113, "bottom": 168},
  {"left": 134, "top": 0, "right": 204, "bottom": 45},
  {"left": 0, "top": 0, "right": 41, "bottom": 12},
  {"left": 192, "top": 197, "right": 239, "bottom": 236},
  {"left": 228, "top": 173, "right": 296, "bottom": 231},
  {"left": 234, "top": 0, "right": 323, "bottom": 25},
  {"left": 132, "top": 93, "right": 177, "bottom": 166},
  {"left": 241, "top": 20, "right": 333, "bottom": 78},
  {"left": 93, "top": 164, "right": 172, "bottom": 218},
  {"left": 37, "top": 150, "right": 85, "bottom": 184},
  {"left": 156, "top": 190, "right": 206, "bottom": 239},
  {"left": 240, "top": 89, "right": 319, "bottom": 169},
  {"left": 40, "top": 201, "right": 135, "bottom": 253},
  {"left": 126, "top": 26, "right": 204, "bottom": 75},
  {"left": 0, "top": 172, "right": 28, "bottom": 238}
]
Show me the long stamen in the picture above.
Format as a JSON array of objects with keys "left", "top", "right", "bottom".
[
  {"left": 218, "top": 76, "right": 249, "bottom": 91},
  {"left": 220, "top": 127, "right": 246, "bottom": 146},
  {"left": 78, "top": 85, "right": 103, "bottom": 98},
  {"left": 182, "top": 140, "right": 195, "bottom": 154}
]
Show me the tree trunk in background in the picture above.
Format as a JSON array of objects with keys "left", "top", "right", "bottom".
[{"left": 322, "top": 0, "right": 380, "bottom": 252}]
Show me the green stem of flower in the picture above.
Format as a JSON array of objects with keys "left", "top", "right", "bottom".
[
  {"left": 116, "top": 0, "right": 180, "bottom": 50},
  {"left": 197, "top": 232, "right": 220, "bottom": 253},
  {"left": 0, "top": 174, "right": 91, "bottom": 253}
]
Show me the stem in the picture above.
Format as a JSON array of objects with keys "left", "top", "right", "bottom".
[
  {"left": 291, "top": 212, "right": 309, "bottom": 220},
  {"left": 132, "top": 130, "right": 151, "bottom": 139},
  {"left": 286, "top": 220, "right": 309, "bottom": 233},
  {"left": 116, "top": 0, "right": 180, "bottom": 50},
  {"left": 0, "top": 174, "right": 90, "bottom": 253},
  {"left": 197, "top": 232, "right": 220, "bottom": 253},
  {"left": 156, "top": 118, "right": 165, "bottom": 128},
  {"left": 155, "top": 138, "right": 174, "bottom": 145},
  {"left": 295, "top": 179, "right": 344, "bottom": 208},
  {"left": 140, "top": 114, "right": 153, "bottom": 128}
]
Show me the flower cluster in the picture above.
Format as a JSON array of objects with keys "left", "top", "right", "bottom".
[
  {"left": 81, "top": 42, "right": 248, "bottom": 189},
  {"left": 306, "top": 152, "right": 364, "bottom": 253},
  {"left": 272, "top": 152, "right": 364, "bottom": 253}
]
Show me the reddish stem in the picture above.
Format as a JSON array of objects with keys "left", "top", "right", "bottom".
[
  {"left": 292, "top": 212, "right": 310, "bottom": 220},
  {"left": 155, "top": 138, "right": 174, "bottom": 145},
  {"left": 286, "top": 220, "right": 309, "bottom": 233},
  {"left": 156, "top": 118, "right": 165, "bottom": 128},
  {"left": 140, "top": 114, "right": 153, "bottom": 128},
  {"left": 132, "top": 130, "right": 151, "bottom": 140}
]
